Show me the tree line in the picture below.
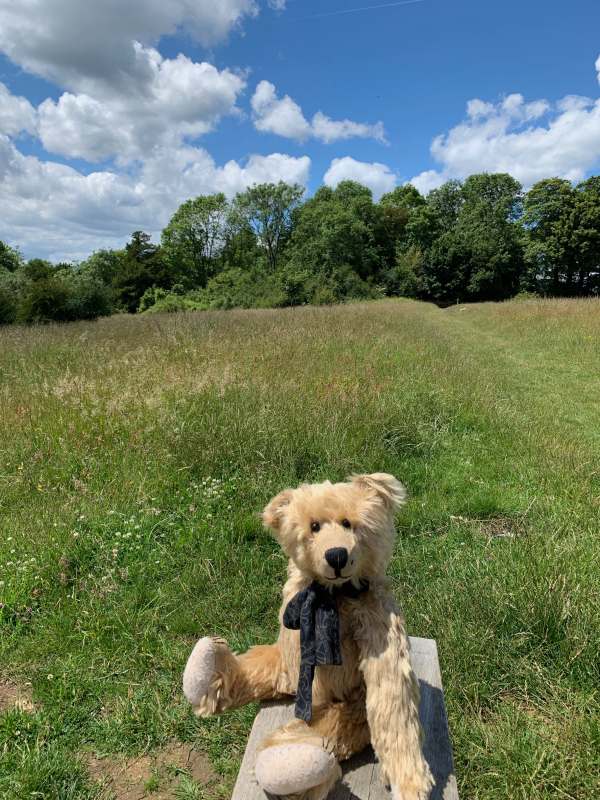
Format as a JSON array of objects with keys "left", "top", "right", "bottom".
[{"left": 1, "top": 173, "right": 599, "bottom": 324}]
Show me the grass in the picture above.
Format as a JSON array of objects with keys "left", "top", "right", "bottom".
[{"left": 0, "top": 297, "right": 599, "bottom": 799}]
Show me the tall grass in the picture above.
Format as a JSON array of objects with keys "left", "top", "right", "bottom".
[{"left": 1, "top": 298, "right": 599, "bottom": 799}]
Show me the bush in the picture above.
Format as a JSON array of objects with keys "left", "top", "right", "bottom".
[
  {"left": 63, "top": 271, "right": 113, "bottom": 320},
  {"left": 17, "top": 275, "right": 72, "bottom": 323},
  {"left": 0, "top": 269, "right": 19, "bottom": 324},
  {"left": 140, "top": 287, "right": 207, "bottom": 314},
  {"left": 202, "top": 268, "right": 286, "bottom": 310}
]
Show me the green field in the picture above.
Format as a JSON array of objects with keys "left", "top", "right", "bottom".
[{"left": 1, "top": 298, "right": 599, "bottom": 800}]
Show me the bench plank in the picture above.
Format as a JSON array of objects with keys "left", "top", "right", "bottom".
[{"left": 231, "top": 637, "right": 458, "bottom": 800}]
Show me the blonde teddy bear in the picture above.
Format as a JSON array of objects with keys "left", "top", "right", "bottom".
[{"left": 183, "top": 473, "right": 433, "bottom": 800}]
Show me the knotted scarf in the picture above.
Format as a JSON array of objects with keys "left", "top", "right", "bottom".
[{"left": 283, "top": 579, "right": 369, "bottom": 722}]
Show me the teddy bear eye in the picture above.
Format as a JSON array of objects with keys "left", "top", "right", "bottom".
[
  {"left": 310, "top": 521, "right": 321, "bottom": 533},
  {"left": 341, "top": 518, "right": 352, "bottom": 529}
]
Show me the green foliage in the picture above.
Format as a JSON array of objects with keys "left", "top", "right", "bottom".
[
  {"left": 4, "top": 172, "right": 600, "bottom": 326},
  {"left": 79, "top": 248, "right": 124, "bottom": 285},
  {"left": 389, "top": 246, "right": 425, "bottom": 298},
  {"left": 139, "top": 286, "right": 206, "bottom": 314},
  {"left": 0, "top": 268, "right": 19, "bottom": 323},
  {"left": 0, "top": 240, "right": 22, "bottom": 272},
  {"left": 202, "top": 268, "right": 286, "bottom": 310},
  {"left": 221, "top": 221, "right": 264, "bottom": 271},
  {"left": 426, "top": 180, "right": 464, "bottom": 231},
  {"left": 231, "top": 182, "right": 305, "bottom": 271},
  {"left": 112, "top": 231, "right": 175, "bottom": 313},
  {"left": 162, "top": 194, "right": 229, "bottom": 288},
  {"left": 523, "top": 177, "right": 600, "bottom": 295},
  {"left": 286, "top": 181, "right": 383, "bottom": 282},
  {"left": 420, "top": 174, "right": 525, "bottom": 303},
  {"left": 17, "top": 273, "right": 72, "bottom": 323},
  {"left": 6, "top": 259, "right": 114, "bottom": 324}
]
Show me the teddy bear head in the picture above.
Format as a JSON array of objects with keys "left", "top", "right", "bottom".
[{"left": 262, "top": 473, "right": 406, "bottom": 585}]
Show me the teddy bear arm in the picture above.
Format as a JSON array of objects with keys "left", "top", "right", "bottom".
[{"left": 357, "top": 608, "right": 434, "bottom": 800}]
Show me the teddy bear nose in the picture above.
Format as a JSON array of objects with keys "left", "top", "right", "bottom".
[{"left": 324, "top": 547, "right": 349, "bottom": 572}]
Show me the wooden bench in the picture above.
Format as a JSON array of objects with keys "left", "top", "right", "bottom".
[{"left": 232, "top": 637, "right": 458, "bottom": 799}]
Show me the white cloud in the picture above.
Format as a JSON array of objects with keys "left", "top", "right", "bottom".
[
  {"left": 268, "top": 0, "right": 287, "bottom": 9},
  {"left": 311, "top": 112, "right": 387, "bottom": 144},
  {"left": 37, "top": 53, "right": 246, "bottom": 162},
  {"left": 0, "top": 1, "right": 258, "bottom": 93},
  {"left": 411, "top": 58, "right": 600, "bottom": 192},
  {"left": 251, "top": 80, "right": 312, "bottom": 140},
  {"left": 323, "top": 156, "right": 396, "bottom": 199},
  {"left": 410, "top": 169, "right": 446, "bottom": 195},
  {"left": 0, "top": 83, "right": 37, "bottom": 137},
  {"left": 0, "top": 135, "right": 310, "bottom": 261},
  {"left": 251, "top": 81, "right": 387, "bottom": 144}
]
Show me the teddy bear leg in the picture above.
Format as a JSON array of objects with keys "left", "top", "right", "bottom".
[
  {"left": 183, "top": 637, "right": 284, "bottom": 716},
  {"left": 254, "top": 701, "right": 369, "bottom": 799}
]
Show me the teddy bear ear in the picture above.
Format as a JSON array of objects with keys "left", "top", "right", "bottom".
[
  {"left": 349, "top": 473, "right": 407, "bottom": 511},
  {"left": 262, "top": 489, "right": 294, "bottom": 532}
]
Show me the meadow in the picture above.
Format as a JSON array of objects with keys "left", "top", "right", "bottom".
[{"left": 0, "top": 297, "right": 599, "bottom": 800}]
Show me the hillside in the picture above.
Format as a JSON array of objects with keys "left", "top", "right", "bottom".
[{"left": 1, "top": 298, "right": 599, "bottom": 799}]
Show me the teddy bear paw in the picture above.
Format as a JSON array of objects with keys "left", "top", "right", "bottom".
[
  {"left": 183, "top": 636, "right": 226, "bottom": 709},
  {"left": 255, "top": 743, "right": 340, "bottom": 797}
]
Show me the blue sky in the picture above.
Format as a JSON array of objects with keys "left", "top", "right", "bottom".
[{"left": 1, "top": 0, "right": 599, "bottom": 260}]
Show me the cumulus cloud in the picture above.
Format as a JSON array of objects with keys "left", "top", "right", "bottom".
[
  {"left": 251, "top": 80, "right": 311, "bottom": 140},
  {"left": 0, "top": 1, "right": 258, "bottom": 93},
  {"left": 251, "top": 81, "right": 387, "bottom": 143},
  {"left": 37, "top": 53, "right": 246, "bottom": 162},
  {"left": 311, "top": 112, "right": 387, "bottom": 145},
  {"left": 323, "top": 156, "right": 396, "bottom": 199},
  {"left": 0, "top": 135, "right": 310, "bottom": 261},
  {"left": 0, "top": 83, "right": 37, "bottom": 137},
  {"left": 411, "top": 59, "right": 600, "bottom": 192}
]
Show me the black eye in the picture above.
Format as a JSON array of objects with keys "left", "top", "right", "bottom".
[
  {"left": 341, "top": 519, "right": 352, "bottom": 529},
  {"left": 310, "top": 521, "right": 321, "bottom": 533}
]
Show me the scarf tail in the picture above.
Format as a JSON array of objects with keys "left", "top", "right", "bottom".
[{"left": 294, "top": 662, "right": 315, "bottom": 721}]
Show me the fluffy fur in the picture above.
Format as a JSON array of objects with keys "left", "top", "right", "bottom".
[{"left": 183, "top": 473, "right": 433, "bottom": 800}]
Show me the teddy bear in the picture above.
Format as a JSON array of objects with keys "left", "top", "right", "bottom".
[{"left": 183, "top": 473, "right": 434, "bottom": 800}]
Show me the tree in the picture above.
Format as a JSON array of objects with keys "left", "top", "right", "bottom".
[
  {"left": 426, "top": 180, "right": 463, "bottom": 233},
  {"left": 0, "top": 268, "right": 19, "bottom": 324},
  {"left": 423, "top": 174, "right": 524, "bottom": 302},
  {"left": 286, "top": 182, "right": 383, "bottom": 283},
  {"left": 522, "top": 179, "right": 577, "bottom": 295},
  {"left": 80, "top": 249, "right": 124, "bottom": 285},
  {"left": 0, "top": 241, "right": 22, "bottom": 272},
  {"left": 60, "top": 269, "right": 113, "bottom": 320},
  {"left": 17, "top": 273, "right": 72, "bottom": 323},
  {"left": 231, "top": 182, "right": 304, "bottom": 271},
  {"left": 112, "top": 232, "right": 174, "bottom": 313},
  {"left": 162, "top": 194, "right": 229, "bottom": 288},
  {"left": 220, "top": 221, "right": 264, "bottom": 271},
  {"left": 572, "top": 177, "right": 600, "bottom": 295}
]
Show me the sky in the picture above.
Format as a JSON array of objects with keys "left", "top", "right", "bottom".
[{"left": 1, "top": 0, "right": 600, "bottom": 261}]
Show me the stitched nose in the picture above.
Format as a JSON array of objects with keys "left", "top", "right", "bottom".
[{"left": 325, "top": 547, "right": 348, "bottom": 572}]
